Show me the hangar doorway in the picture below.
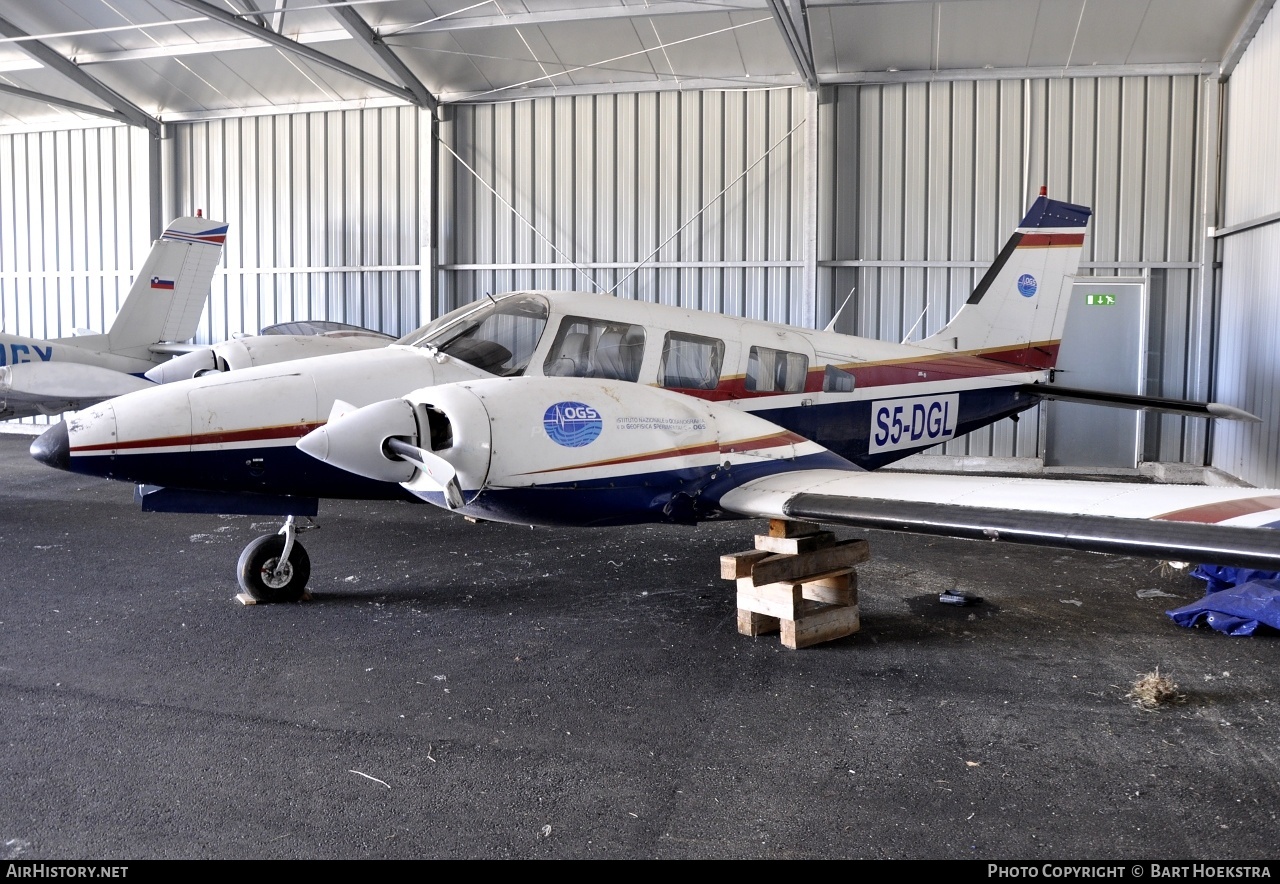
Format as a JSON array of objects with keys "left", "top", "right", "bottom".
[{"left": 1044, "top": 277, "right": 1148, "bottom": 469}]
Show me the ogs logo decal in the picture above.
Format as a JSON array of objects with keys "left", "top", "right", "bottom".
[
  {"left": 544, "top": 401, "right": 603, "bottom": 448},
  {"left": 1017, "top": 273, "right": 1038, "bottom": 297}
]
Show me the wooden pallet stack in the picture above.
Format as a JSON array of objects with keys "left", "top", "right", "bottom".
[{"left": 720, "top": 519, "right": 868, "bottom": 649}]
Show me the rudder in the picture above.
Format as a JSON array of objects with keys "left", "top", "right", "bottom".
[
  {"left": 102, "top": 216, "right": 228, "bottom": 360},
  {"left": 917, "top": 191, "right": 1091, "bottom": 369}
]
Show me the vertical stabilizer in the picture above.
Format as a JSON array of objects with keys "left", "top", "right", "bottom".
[
  {"left": 917, "top": 193, "right": 1091, "bottom": 369},
  {"left": 98, "top": 216, "right": 228, "bottom": 360}
]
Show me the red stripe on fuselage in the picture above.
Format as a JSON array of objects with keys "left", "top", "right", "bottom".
[
  {"left": 527, "top": 430, "right": 808, "bottom": 475},
  {"left": 1154, "top": 496, "right": 1280, "bottom": 525},
  {"left": 71, "top": 421, "right": 322, "bottom": 454},
  {"left": 670, "top": 342, "right": 1059, "bottom": 402}
]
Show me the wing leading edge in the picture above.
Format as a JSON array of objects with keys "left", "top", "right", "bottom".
[{"left": 719, "top": 471, "right": 1280, "bottom": 571}]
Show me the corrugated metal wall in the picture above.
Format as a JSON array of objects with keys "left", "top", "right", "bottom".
[
  {"left": 1212, "top": 6, "right": 1280, "bottom": 487},
  {"left": 1, "top": 78, "right": 1223, "bottom": 470},
  {"left": 0, "top": 125, "right": 151, "bottom": 342},
  {"left": 169, "top": 105, "right": 429, "bottom": 344},
  {"left": 436, "top": 89, "right": 808, "bottom": 325},
  {"left": 820, "top": 76, "right": 1212, "bottom": 461}
]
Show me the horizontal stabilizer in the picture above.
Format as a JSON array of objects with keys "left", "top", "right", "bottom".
[
  {"left": 0, "top": 362, "right": 153, "bottom": 405},
  {"left": 1020, "top": 383, "right": 1259, "bottom": 421}
]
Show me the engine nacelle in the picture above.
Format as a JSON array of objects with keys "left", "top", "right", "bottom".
[
  {"left": 146, "top": 334, "right": 390, "bottom": 384},
  {"left": 299, "top": 376, "right": 850, "bottom": 526}
]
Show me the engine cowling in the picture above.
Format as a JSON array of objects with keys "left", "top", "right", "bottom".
[
  {"left": 145, "top": 334, "right": 390, "bottom": 384},
  {"left": 297, "top": 376, "right": 850, "bottom": 526}
]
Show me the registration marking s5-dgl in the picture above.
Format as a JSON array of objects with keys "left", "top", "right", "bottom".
[{"left": 870, "top": 393, "right": 959, "bottom": 453}]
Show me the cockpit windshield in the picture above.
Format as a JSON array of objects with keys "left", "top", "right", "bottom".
[{"left": 397, "top": 294, "right": 550, "bottom": 376}]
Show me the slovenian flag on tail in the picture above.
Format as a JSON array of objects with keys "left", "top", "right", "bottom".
[{"left": 151, "top": 276, "right": 175, "bottom": 290}]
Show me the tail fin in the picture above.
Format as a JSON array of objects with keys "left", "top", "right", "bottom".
[
  {"left": 917, "top": 191, "right": 1091, "bottom": 369},
  {"left": 100, "top": 216, "right": 228, "bottom": 360}
]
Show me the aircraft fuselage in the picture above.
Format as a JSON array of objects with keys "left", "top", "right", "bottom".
[{"left": 44, "top": 290, "right": 1050, "bottom": 518}]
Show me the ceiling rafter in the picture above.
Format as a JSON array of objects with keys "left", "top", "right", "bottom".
[
  {"left": 0, "top": 12, "right": 160, "bottom": 134},
  {"left": 0, "top": 82, "right": 134, "bottom": 126},
  {"left": 384, "top": 2, "right": 768, "bottom": 36},
  {"left": 1220, "top": 0, "right": 1277, "bottom": 79},
  {"left": 318, "top": 0, "right": 436, "bottom": 110},
  {"left": 765, "top": 0, "right": 816, "bottom": 89},
  {"left": 166, "top": 0, "right": 426, "bottom": 107}
]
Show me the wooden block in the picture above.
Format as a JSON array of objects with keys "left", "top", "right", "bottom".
[
  {"left": 737, "top": 580, "right": 803, "bottom": 620},
  {"left": 768, "top": 518, "right": 823, "bottom": 538},
  {"left": 737, "top": 609, "right": 780, "bottom": 636},
  {"left": 780, "top": 604, "right": 861, "bottom": 650},
  {"left": 720, "top": 549, "right": 772, "bottom": 580},
  {"left": 801, "top": 569, "right": 858, "bottom": 606},
  {"left": 236, "top": 591, "right": 311, "bottom": 606},
  {"left": 751, "top": 539, "right": 871, "bottom": 586},
  {"left": 752, "top": 531, "right": 835, "bottom": 555}
]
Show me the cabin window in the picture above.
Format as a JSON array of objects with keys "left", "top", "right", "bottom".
[
  {"left": 402, "top": 294, "right": 549, "bottom": 376},
  {"left": 745, "top": 346, "right": 809, "bottom": 393},
  {"left": 542, "top": 317, "right": 646, "bottom": 382},
  {"left": 822, "top": 364, "right": 857, "bottom": 393},
  {"left": 659, "top": 333, "right": 724, "bottom": 391}
]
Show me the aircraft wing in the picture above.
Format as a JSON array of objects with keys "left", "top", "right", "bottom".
[
  {"left": 718, "top": 470, "right": 1280, "bottom": 571},
  {"left": 0, "top": 362, "right": 153, "bottom": 417}
]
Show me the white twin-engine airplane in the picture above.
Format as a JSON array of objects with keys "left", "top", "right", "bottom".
[
  {"left": 0, "top": 215, "right": 228, "bottom": 420},
  {"left": 30, "top": 191, "right": 1280, "bottom": 604}
]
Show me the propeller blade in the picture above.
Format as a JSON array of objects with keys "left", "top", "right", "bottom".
[{"left": 384, "top": 437, "right": 464, "bottom": 509}]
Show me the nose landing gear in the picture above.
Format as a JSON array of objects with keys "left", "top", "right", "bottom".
[{"left": 236, "top": 516, "right": 314, "bottom": 603}]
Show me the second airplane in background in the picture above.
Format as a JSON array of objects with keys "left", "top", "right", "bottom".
[{"left": 0, "top": 214, "right": 227, "bottom": 420}]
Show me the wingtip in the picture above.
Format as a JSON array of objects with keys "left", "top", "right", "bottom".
[{"left": 1207, "top": 403, "right": 1262, "bottom": 422}]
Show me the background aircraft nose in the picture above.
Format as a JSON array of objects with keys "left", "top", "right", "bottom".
[{"left": 30, "top": 421, "right": 70, "bottom": 471}]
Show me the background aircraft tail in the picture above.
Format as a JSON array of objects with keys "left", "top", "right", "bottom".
[
  {"left": 94, "top": 215, "right": 228, "bottom": 360},
  {"left": 916, "top": 191, "right": 1091, "bottom": 369}
]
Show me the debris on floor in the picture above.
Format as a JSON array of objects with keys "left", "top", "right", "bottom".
[
  {"left": 1125, "top": 669, "right": 1185, "bottom": 710},
  {"left": 939, "top": 589, "right": 983, "bottom": 606}
]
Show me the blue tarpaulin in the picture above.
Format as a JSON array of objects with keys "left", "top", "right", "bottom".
[{"left": 1166, "top": 565, "right": 1280, "bottom": 636}]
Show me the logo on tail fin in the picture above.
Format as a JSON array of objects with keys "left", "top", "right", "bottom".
[
  {"left": 1017, "top": 274, "right": 1038, "bottom": 298},
  {"left": 150, "top": 277, "right": 175, "bottom": 290}
]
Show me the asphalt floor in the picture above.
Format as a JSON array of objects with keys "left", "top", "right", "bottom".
[{"left": 1, "top": 432, "right": 1278, "bottom": 861}]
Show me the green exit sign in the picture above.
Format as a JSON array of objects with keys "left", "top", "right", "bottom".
[{"left": 1085, "top": 294, "right": 1117, "bottom": 306}]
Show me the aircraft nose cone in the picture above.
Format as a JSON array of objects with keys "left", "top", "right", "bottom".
[{"left": 30, "top": 421, "right": 70, "bottom": 471}]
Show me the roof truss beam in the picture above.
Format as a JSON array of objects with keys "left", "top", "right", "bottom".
[
  {"left": 0, "top": 82, "right": 134, "bottom": 126},
  {"left": 386, "top": 1, "right": 767, "bottom": 36},
  {"left": 318, "top": 0, "right": 436, "bottom": 110},
  {"left": 766, "top": 0, "right": 816, "bottom": 89},
  {"left": 1220, "top": 0, "right": 1277, "bottom": 79},
  {"left": 0, "top": 13, "right": 159, "bottom": 134},
  {"left": 166, "top": 0, "right": 426, "bottom": 108}
]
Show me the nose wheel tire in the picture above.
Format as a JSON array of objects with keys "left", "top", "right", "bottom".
[{"left": 237, "top": 534, "right": 311, "bottom": 603}]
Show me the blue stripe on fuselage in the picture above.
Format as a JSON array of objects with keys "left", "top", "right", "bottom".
[
  {"left": 68, "top": 443, "right": 417, "bottom": 503},
  {"left": 64, "top": 386, "right": 1036, "bottom": 515},
  {"left": 751, "top": 385, "right": 1041, "bottom": 469},
  {"left": 422, "top": 449, "right": 856, "bottom": 528}
]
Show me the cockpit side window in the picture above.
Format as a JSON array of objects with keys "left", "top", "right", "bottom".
[
  {"left": 659, "top": 332, "right": 724, "bottom": 391},
  {"left": 406, "top": 294, "right": 549, "bottom": 376},
  {"left": 745, "top": 346, "right": 809, "bottom": 393},
  {"left": 542, "top": 317, "right": 646, "bottom": 382}
]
